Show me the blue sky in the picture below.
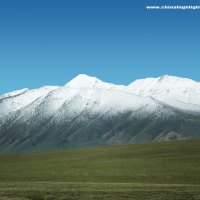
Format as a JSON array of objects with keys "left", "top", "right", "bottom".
[{"left": 0, "top": 0, "right": 200, "bottom": 93}]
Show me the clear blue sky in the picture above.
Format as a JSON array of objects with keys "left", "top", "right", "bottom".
[{"left": 0, "top": 0, "right": 200, "bottom": 93}]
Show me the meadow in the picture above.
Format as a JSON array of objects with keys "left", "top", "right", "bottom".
[{"left": 0, "top": 140, "right": 200, "bottom": 199}]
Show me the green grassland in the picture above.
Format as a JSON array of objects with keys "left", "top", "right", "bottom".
[{"left": 0, "top": 140, "right": 200, "bottom": 199}]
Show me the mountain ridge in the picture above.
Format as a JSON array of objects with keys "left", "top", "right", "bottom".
[{"left": 0, "top": 74, "right": 200, "bottom": 153}]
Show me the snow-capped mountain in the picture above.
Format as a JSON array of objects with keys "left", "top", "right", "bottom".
[
  {"left": 0, "top": 74, "right": 200, "bottom": 153},
  {"left": 127, "top": 75, "right": 200, "bottom": 112}
]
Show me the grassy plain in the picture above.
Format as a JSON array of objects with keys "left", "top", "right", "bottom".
[{"left": 0, "top": 140, "right": 200, "bottom": 199}]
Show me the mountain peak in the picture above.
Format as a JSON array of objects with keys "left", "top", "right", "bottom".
[
  {"left": 158, "top": 74, "right": 170, "bottom": 81},
  {"left": 158, "top": 75, "right": 184, "bottom": 81},
  {"left": 65, "top": 74, "right": 103, "bottom": 88},
  {"left": 129, "top": 75, "right": 197, "bottom": 87},
  {"left": 71, "top": 74, "right": 100, "bottom": 82},
  {"left": 156, "top": 75, "right": 199, "bottom": 87}
]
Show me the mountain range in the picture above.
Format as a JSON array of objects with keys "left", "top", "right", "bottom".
[{"left": 0, "top": 74, "right": 200, "bottom": 153}]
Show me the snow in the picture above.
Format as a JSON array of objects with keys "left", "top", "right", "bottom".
[
  {"left": 65, "top": 74, "right": 126, "bottom": 91},
  {"left": 0, "top": 86, "right": 58, "bottom": 117},
  {"left": 0, "top": 88, "right": 29, "bottom": 100},
  {"left": 127, "top": 75, "right": 200, "bottom": 111},
  {"left": 1, "top": 74, "right": 200, "bottom": 120}
]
